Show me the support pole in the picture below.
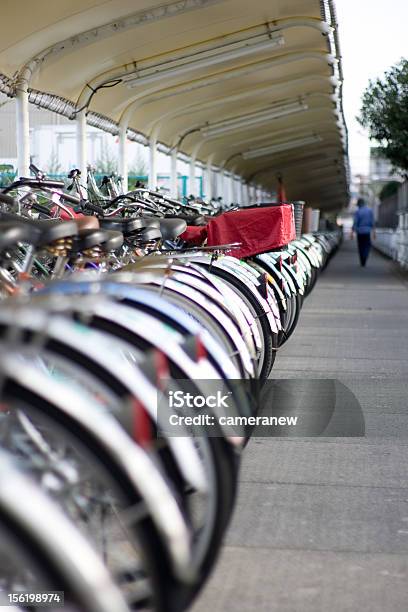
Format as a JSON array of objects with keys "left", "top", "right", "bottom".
[
  {"left": 16, "top": 86, "right": 30, "bottom": 177},
  {"left": 170, "top": 148, "right": 178, "bottom": 197},
  {"left": 223, "top": 171, "right": 230, "bottom": 205},
  {"left": 119, "top": 123, "right": 128, "bottom": 193},
  {"left": 232, "top": 175, "right": 238, "bottom": 204},
  {"left": 240, "top": 180, "right": 245, "bottom": 206},
  {"left": 218, "top": 170, "right": 224, "bottom": 203},
  {"left": 189, "top": 156, "right": 197, "bottom": 197},
  {"left": 148, "top": 136, "right": 158, "bottom": 190},
  {"left": 76, "top": 110, "right": 87, "bottom": 183},
  {"left": 206, "top": 156, "right": 214, "bottom": 202}
]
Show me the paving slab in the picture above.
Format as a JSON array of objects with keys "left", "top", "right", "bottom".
[
  {"left": 193, "top": 547, "right": 408, "bottom": 612},
  {"left": 192, "top": 240, "right": 408, "bottom": 612}
]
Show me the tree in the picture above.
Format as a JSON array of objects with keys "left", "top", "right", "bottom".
[
  {"left": 379, "top": 180, "right": 400, "bottom": 200},
  {"left": 358, "top": 59, "right": 408, "bottom": 174},
  {"left": 128, "top": 148, "right": 148, "bottom": 177},
  {"left": 45, "top": 147, "right": 61, "bottom": 175},
  {"left": 94, "top": 145, "right": 118, "bottom": 174}
]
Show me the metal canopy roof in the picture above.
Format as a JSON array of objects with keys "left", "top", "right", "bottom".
[{"left": 0, "top": 0, "right": 349, "bottom": 209}]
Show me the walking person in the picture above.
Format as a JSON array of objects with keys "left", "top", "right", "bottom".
[{"left": 351, "top": 198, "right": 376, "bottom": 267}]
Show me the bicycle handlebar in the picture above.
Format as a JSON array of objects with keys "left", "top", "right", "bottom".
[
  {"left": 2, "top": 178, "right": 66, "bottom": 193},
  {"left": 59, "top": 191, "right": 82, "bottom": 205},
  {"left": 82, "top": 202, "right": 105, "bottom": 215}
]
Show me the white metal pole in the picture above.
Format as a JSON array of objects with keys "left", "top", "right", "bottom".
[
  {"left": 16, "top": 87, "right": 30, "bottom": 177},
  {"left": 230, "top": 175, "right": 235, "bottom": 204},
  {"left": 206, "top": 157, "right": 213, "bottom": 202},
  {"left": 189, "top": 156, "right": 197, "bottom": 197},
  {"left": 170, "top": 148, "right": 178, "bottom": 197},
  {"left": 148, "top": 136, "right": 158, "bottom": 189},
  {"left": 119, "top": 123, "right": 128, "bottom": 193},
  {"left": 76, "top": 110, "right": 87, "bottom": 183},
  {"left": 218, "top": 170, "right": 224, "bottom": 204},
  {"left": 223, "top": 171, "right": 230, "bottom": 205},
  {"left": 230, "top": 175, "right": 236, "bottom": 203},
  {"left": 240, "top": 180, "right": 245, "bottom": 206},
  {"left": 233, "top": 175, "right": 239, "bottom": 204}
]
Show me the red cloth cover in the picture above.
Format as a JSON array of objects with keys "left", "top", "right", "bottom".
[
  {"left": 206, "top": 205, "right": 295, "bottom": 258},
  {"left": 50, "top": 205, "right": 85, "bottom": 220},
  {"left": 180, "top": 225, "right": 208, "bottom": 245}
]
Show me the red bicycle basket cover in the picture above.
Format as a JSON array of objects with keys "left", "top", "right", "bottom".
[{"left": 206, "top": 204, "right": 295, "bottom": 258}]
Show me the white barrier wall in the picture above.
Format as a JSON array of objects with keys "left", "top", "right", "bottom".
[
  {"left": 372, "top": 229, "right": 397, "bottom": 260},
  {"left": 373, "top": 181, "right": 408, "bottom": 268},
  {"left": 396, "top": 182, "right": 408, "bottom": 267},
  {"left": 396, "top": 213, "right": 408, "bottom": 268}
]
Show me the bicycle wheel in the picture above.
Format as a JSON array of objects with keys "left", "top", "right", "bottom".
[
  {"left": 0, "top": 449, "right": 130, "bottom": 612},
  {"left": 0, "top": 352, "right": 194, "bottom": 612}
]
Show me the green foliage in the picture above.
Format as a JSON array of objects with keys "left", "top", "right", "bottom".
[
  {"left": 45, "top": 147, "right": 61, "bottom": 175},
  {"left": 128, "top": 148, "right": 148, "bottom": 177},
  {"left": 379, "top": 180, "right": 400, "bottom": 200},
  {"left": 358, "top": 59, "right": 408, "bottom": 173},
  {"left": 94, "top": 146, "right": 118, "bottom": 174}
]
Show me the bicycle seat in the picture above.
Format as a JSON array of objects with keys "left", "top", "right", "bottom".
[
  {"left": 138, "top": 217, "right": 161, "bottom": 229},
  {"left": 136, "top": 227, "right": 162, "bottom": 242},
  {"left": 0, "top": 213, "right": 78, "bottom": 246},
  {"left": 71, "top": 229, "right": 111, "bottom": 252},
  {"left": 99, "top": 230, "right": 124, "bottom": 252},
  {"left": 100, "top": 216, "right": 160, "bottom": 234},
  {"left": 99, "top": 218, "right": 145, "bottom": 234},
  {"left": 20, "top": 219, "right": 78, "bottom": 246},
  {"left": 0, "top": 222, "right": 35, "bottom": 251},
  {"left": 190, "top": 215, "right": 207, "bottom": 226},
  {"left": 159, "top": 218, "right": 187, "bottom": 240},
  {"left": 168, "top": 213, "right": 206, "bottom": 226},
  {"left": 72, "top": 216, "right": 100, "bottom": 231}
]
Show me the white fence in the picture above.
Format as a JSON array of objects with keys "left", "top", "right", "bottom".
[
  {"left": 396, "top": 181, "right": 408, "bottom": 267},
  {"left": 372, "top": 229, "right": 397, "bottom": 259},
  {"left": 373, "top": 181, "right": 408, "bottom": 268}
]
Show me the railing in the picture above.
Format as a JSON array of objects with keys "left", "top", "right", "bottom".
[{"left": 0, "top": 172, "right": 204, "bottom": 198}]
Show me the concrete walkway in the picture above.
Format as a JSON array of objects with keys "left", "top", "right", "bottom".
[{"left": 193, "top": 239, "right": 408, "bottom": 612}]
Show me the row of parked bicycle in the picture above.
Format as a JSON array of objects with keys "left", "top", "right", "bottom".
[{"left": 0, "top": 166, "right": 340, "bottom": 611}]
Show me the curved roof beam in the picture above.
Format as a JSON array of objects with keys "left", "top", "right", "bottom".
[
  {"left": 159, "top": 98, "right": 310, "bottom": 148},
  {"left": 191, "top": 119, "right": 344, "bottom": 168},
  {"left": 245, "top": 155, "right": 343, "bottom": 182},
  {"left": 119, "top": 60, "right": 337, "bottom": 137},
  {"left": 13, "top": 0, "right": 224, "bottom": 91},
  {"left": 216, "top": 132, "right": 344, "bottom": 180},
  {"left": 118, "top": 49, "right": 336, "bottom": 139},
  {"left": 75, "top": 17, "right": 332, "bottom": 112},
  {"left": 143, "top": 89, "right": 338, "bottom": 137},
  {"left": 217, "top": 116, "right": 342, "bottom": 150},
  {"left": 233, "top": 132, "right": 345, "bottom": 174},
  {"left": 163, "top": 108, "right": 338, "bottom": 167},
  {"left": 156, "top": 51, "right": 336, "bottom": 148}
]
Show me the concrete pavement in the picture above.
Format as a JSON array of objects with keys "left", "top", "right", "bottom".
[{"left": 192, "top": 239, "right": 408, "bottom": 612}]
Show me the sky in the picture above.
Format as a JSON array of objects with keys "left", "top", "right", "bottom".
[{"left": 335, "top": 0, "right": 408, "bottom": 177}]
